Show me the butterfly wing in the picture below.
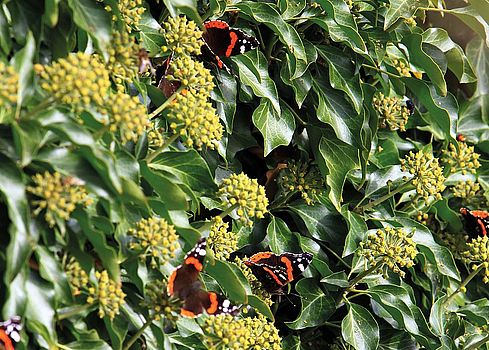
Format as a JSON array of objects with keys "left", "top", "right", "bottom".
[
  {"left": 460, "top": 207, "right": 489, "bottom": 238},
  {"left": 181, "top": 290, "right": 240, "bottom": 318},
  {"left": 0, "top": 317, "right": 21, "bottom": 350}
]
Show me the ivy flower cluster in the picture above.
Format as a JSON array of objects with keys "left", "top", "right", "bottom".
[
  {"left": 27, "top": 172, "right": 92, "bottom": 227},
  {"left": 442, "top": 141, "right": 481, "bottom": 175},
  {"left": 146, "top": 121, "right": 165, "bottom": 148},
  {"left": 38, "top": 52, "right": 110, "bottom": 110},
  {"left": 451, "top": 180, "right": 487, "bottom": 207},
  {"left": 161, "top": 16, "right": 203, "bottom": 55},
  {"left": 65, "top": 257, "right": 89, "bottom": 296},
  {"left": 167, "top": 89, "right": 223, "bottom": 150},
  {"left": 166, "top": 55, "right": 215, "bottom": 95},
  {"left": 462, "top": 236, "right": 489, "bottom": 283},
  {"left": 208, "top": 216, "right": 237, "bottom": 261},
  {"left": 142, "top": 279, "right": 181, "bottom": 323},
  {"left": 87, "top": 270, "right": 126, "bottom": 319},
  {"left": 278, "top": 160, "right": 325, "bottom": 205},
  {"left": 0, "top": 62, "right": 18, "bottom": 107},
  {"left": 400, "top": 150, "right": 446, "bottom": 204},
  {"left": 127, "top": 217, "right": 180, "bottom": 268},
  {"left": 103, "top": 91, "right": 149, "bottom": 143},
  {"left": 107, "top": 31, "right": 140, "bottom": 82},
  {"left": 392, "top": 59, "right": 411, "bottom": 77},
  {"left": 218, "top": 173, "right": 269, "bottom": 226},
  {"left": 202, "top": 314, "right": 281, "bottom": 350},
  {"left": 99, "top": 0, "right": 145, "bottom": 32},
  {"left": 360, "top": 227, "right": 418, "bottom": 278},
  {"left": 373, "top": 93, "right": 411, "bottom": 131}
]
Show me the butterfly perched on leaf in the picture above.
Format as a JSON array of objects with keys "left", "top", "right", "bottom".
[
  {"left": 244, "top": 252, "right": 313, "bottom": 294},
  {"left": 167, "top": 238, "right": 240, "bottom": 317}
]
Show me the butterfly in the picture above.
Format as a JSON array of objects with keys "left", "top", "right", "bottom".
[
  {"left": 202, "top": 20, "right": 259, "bottom": 72},
  {"left": 0, "top": 316, "right": 21, "bottom": 350},
  {"left": 167, "top": 238, "right": 240, "bottom": 318},
  {"left": 156, "top": 52, "right": 181, "bottom": 98},
  {"left": 460, "top": 207, "right": 489, "bottom": 238},
  {"left": 244, "top": 252, "right": 313, "bottom": 294}
]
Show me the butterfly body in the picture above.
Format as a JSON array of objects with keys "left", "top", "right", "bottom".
[
  {"left": 245, "top": 252, "right": 313, "bottom": 293},
  {"left": 167, "top": 238, "right": 239, "bottom": 317},
  {"left": 202, "top": 20, "right": 259, "bottom": 72},
  {"left": 460, "top": 207, "right": 489, "bottom": 238}
]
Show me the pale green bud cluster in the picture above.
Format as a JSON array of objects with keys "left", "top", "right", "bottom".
[
  {"left": 278, "top": 160, "right": 325, "bottom": 205},
  {"left": 462, "top": 236, "right": 489, "bottom": 283},
  {"left": 373, "top": 92, "right": 411, "bottom": 131},
  {"left": 87, "top": 270, "right": 126, "bottom": 320},
  {"left": 208, "top": 216, "right": 237, "bottom": 261},
  {"left": 442, "top": 141, "right": 481, "bottom": 175}
]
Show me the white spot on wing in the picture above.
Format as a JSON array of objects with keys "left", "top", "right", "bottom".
[{"left": 298, "top": 264, "right": 305, "bottom": 271}]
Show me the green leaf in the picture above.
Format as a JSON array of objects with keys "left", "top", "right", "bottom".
[
  {"left": 0, "top": 154, "right": 33, "bottom": 283},
  {"left": 44, "top": 0, "right": 61, "bottom": 27},
  {"left": 282, "top": 335, "right": 304, "bottom": 350},
  {"left": 317, "top": 45, "right": 363, "bottom": 113},
  {"left": 139, "top": 11, "right": 165, "bottom": 56},
  {"left": 321, "top": 271, "right": 349, "bottom": 287},
  {"left": 466, "top": 36, "right": 489, "bottom": 99},
  {"left": 247, "top": 295, "right": 274, "bottom": 321},
  {"left": 403, "top": 78, "right": 457, "bottom": 142},
  {"left": 236, "top": 2, "right": 307, "bottom": 65},
  {"left": 12, "top": 31, "right": 35, "bottom": 106},
  {"left": 234, "top": 50, "right": 281, "bottom": 114},
  {"left": 0, "top": 7, "right": 12, "bottom": 55},
  {"left": 67, "top": 0, "right": 111, "bottom": 50},
  {"left": 205, "top": 260, "right": 247, "bottom": 303},
  {"left": 402, "top": 34, "right": 447, "bottom": 96},
  {"left": 317, "top": 134, "right": 360, "bottom": 210},
  {"left": 64, "top": 340, "right": 112, "bottom": 350},
  {"left": 384, "top": 0, "right": 428, "bottom": 30},
  {"left": 12, "top": 120, "right": 44, "bottom": 166},
  {"left": 162, "top": 0, "right": 202, "bottom": 24},
  {"left": 252, "top": 100, "right": 295, "bottom": 156},
  {"left": 429, "top": 298, "right": 446, "bottom": 336},
  {"left": 149, "top": 150, "right": 217, "bottom": 194},
  {"left": 35, "top": 246, "right": 72, "bottom": 304},
  {"left": 341, "top": 206, "right": 368, "bottom": 256},
  {"left": 342, "top": 303, "right": 379, "bottom": 350},
  {"left": 422, "top": 28, "right": 476, "bottom": 84},
  {"left": 213, "top": 70, "right": 237, "bottom": 132},
  {"left": 267, "top": 216, "right": 301, "bottom": 253},
  {"left": 279, "top": 0, "right": 306, "bottom": 19},
  {"left": 451, "top": 6, "right": 489, "bottom": 47},
  {"left": 141, "top": 162, "right": 188, "bottom": 210},
  {"left": 286, "top": 278, "right": 335, "bottom": 329},
  {"left": 458, "top": 95, "right": 489, "bottom": 148}
]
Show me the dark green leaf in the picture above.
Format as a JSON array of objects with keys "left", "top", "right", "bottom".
[
  {"left": 205, "top": 260, "right": 247, "bottom": 303},
  {"left": 267, "top": 215, "right": 301, "bottom": 253},
  {"left": 384, "top": 0, "right": 428, "bottom": 30},
  {"left": 321, "top": 271, "right": 349, "bottom": 287},
  {"left": 67, "top": 0, "right": 111, "bottom": 50},
  {"left": 247, "top": 295, "right": 274, "bottom": 321},
  {"left": 342, "top": 303, "right": 379, "bottom": 350},
  {"left": 139, "top": 11, "right": 165, "bottom": 55},
  {"left": 12, "top": 31, "right": 35, "bottom": 106}
]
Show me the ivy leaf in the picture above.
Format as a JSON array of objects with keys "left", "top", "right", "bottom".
[
  {"left": 162, "top": 0, "right": 202, "bottom": 24},
  {"left": 234, "top": 50, "right": 281, "bottom": 114},
  {"left": 139, "top": 11, "right": 165, "bottom": 55},
  {"left": 384, "top": 0, "right": 429, "bottom": 30},
  {"left": 286, "top": 278, "right": 335, "bottom": 329},
  {"left": 67, "top": 0, "right": 111, "bottom": 50},
  {"left": 342, "top": 303, "right": 380, "bottom": 350},
  {"left": 466, "top": 36, "right": 489, "bottom": 98},
  {"left": 450, "top": 6, "right": 489, "bottom": 47},
  {"left": 252, "top": 100, "right": 295, "bottom": 156}
]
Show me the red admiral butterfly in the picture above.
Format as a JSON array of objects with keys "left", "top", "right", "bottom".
[
  {"left": 244, "top": 252, "right": 313, "bottom": 294},
  {"left": 0, "top": 317, "right": 21, "bottom": 350},
  {"left": 202, "top": 20, "right": 259, "bottom": 72},
  {"left": 460, "top": 207, "right": 489, "bottom": 238},
  {"left": 167, "top": 238, "right": 240, "bottom": 318}
]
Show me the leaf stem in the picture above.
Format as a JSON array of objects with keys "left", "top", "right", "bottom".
[
  {"left": 265, "top": 36, "right": 279, "bottom": 63},
  {"left": 148, "top": 86, "right": 185, "bottom": 119},
  {"left": 122, "top": 318, "right": 153, "bottom": 350},
  {"left": 57, "top": 304, "right": 93, "bottom": 321},
  {"left": 280, "top": 98, "right": 307, "bottom": 126},
  {"left": 362, "top": 64, "right": 403, "bottom": 79},
  {"left": 443, "top": 264, "right": 484, "bottom": 307},
  {"left": 317, "top": 241, "right": 351, "bottom": 270},
  {"left": 337, "top": 265, "right": 378, "bottom": 306},
  {"left": 145, "top": 133, "right": 180, "bottom": 163},
  {"left": 20, "top": 98, "right": 55, "bottom": 120},
  {"left": 418, "top": 7, "right": 455, "bottom": 14},
  {"left": 358, "top": 180, "right": 413, "bottom": 211}
]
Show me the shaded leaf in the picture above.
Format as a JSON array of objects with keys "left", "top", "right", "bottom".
[{"left": 342, "top": 303, "right": 379, "bottom": 350}]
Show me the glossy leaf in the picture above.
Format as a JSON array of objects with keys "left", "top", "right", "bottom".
[
  {"left": 67, "top": 0, "right": 111, "bottom": 50},
  {"left": 384, "top": 0, "right": 429, "bottom": 30},
  {"left": 342, "top": 303, "right": 379, "bottom": 350}
]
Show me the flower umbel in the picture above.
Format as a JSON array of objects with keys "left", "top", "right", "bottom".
[
  {"left": 103, "top": 91, "right": 149, "bottom": 143},
  {"left": 87, "top": 270, "right": 126, "bottom": 319},
  {"left": 141, "top": 279, "right": 182, "bottom": 323},
  {"left": 462, "top": 236, "right": 489, "bottom": 283},
  {"left": 391, "top": 59, "right": 411, "bottom": 77},
  {"left": 166, "top": 55, "right": 215, "bottom": 95},
  {"left": 218, "top": 173, "right": 269, "bottom": 226},
  {"left": 146, "top": 121, "right": 165, "bottom": 148},
  {"left": 27, "top": 172, "right": 92, "bottom": 227},
  {"left": 400, "top": 150, "right": 446, "bottom": 204},
  {"left": 161, "top": 16, "right": 204, "bottom": 56},
  {"left": 107, "top": 31, "right": 140, "bottom": 82},
  {"left": 373, "top": 93, "right": 411, "bottom": 131},
  {"left": 0, "top": 62, "right": 18, "bottom": 106},
  {"left": 278, "top": 160, "right": 325, "bottom": 205},
  {"left": 65, "top": 257, "right": 90, "bottom": 296},
  {"left": 39, "top": 53, "right": 110, "bottom": 110},
  {"left": 359, "top": 227, "right": 418, "bottom": 278},
  {"left": 167, "top": 89, "right": 223, "bottom": 150},
  {"left": 202, "top": 314, "right": 281, "bottom": 350},
  {"left": 442, "top": 141, "right": 481, "bottom": 175},
  {"left": 451, "top": 180, "right": 487, "bottom": 207},
  {"left": 128, "top": 217, "right": 180, "bottom": 268},
  {"left": 208, "top": 216, "right": 237, "bottom": 261}
]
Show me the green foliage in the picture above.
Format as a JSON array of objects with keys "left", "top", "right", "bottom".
[{"left": 0, "top": 0, "right": 488, "bottom": 349}]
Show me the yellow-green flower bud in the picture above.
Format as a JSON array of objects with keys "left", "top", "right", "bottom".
[
  {"left": 277, "top": 160, "right": 324, "bottom": 205},
  {"left": 166, "top": 55, "right": 215, "bottom": 95},
  {"left": 141, "top": 279, "right": 182, "bottom": 323},
  {"left": 442, "top": 141, "right": 481, "bottom": 175},
  {"left": 208, "top": 216, "right": 237, "bottom": 261},
  {"left": 373, "top": 92, "right": 411, "bottom": 131},
  {"left": 65, "top": 257, "right": 90, "bottom": 296},
  {"left": 391, "top": 59, "right": 411, "bottom": 77},
  {"left": 107, "top": 31, "right": 140, "bottom": 81},
  {"left": 218, "top": 173, "right": 269, "bottom": 227},
  {"left": 128, "top": 217, "right": 180, "bottom": 268},
  {"left": 0, "top": 62, "right": 19, "bottom": 106},
  {"left": 88, "top": 270, "right": 126, "bottom": 319},
  {"left": 462, "top": 236, "right": 489, "bottom": 283},
  {"left": 161, "top": 16, "right": 204, "bottom": 56},
  {"left": 27, "top": 172, "right": 93, "bottom": 227}
]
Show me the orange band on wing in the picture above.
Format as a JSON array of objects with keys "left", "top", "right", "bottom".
[
  {"left": 206, "top": 292, "right": 218, "bottom": 314},
  {"left": 473, "top": 210, "right": 489, "bottom": 218},
  {"left": 0, "top": 330, "right": 14, "bottom": 350},
  {"left": 248, "top": 252, "right": 272, "bottom": 263},
  {"left": 281, "top": 256, "right": 294, "bottom": 282},
  {"left": 181, "top": 309, "right": 197, "bottom": 318},
  {"left": 478, "top": 218, "right": 488, "bottom": 236},
  {"left": 167, "top": 269, "right": 177, "bottom": 295},
  {"left": 263, "top": 266, "right": 284, "bottom": 286},
  {"left": 225, "top": 32, "right": 238, "bottom": 57},
  {"left": 185, "top": 257, "right": 203, "bottom": 271}
]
